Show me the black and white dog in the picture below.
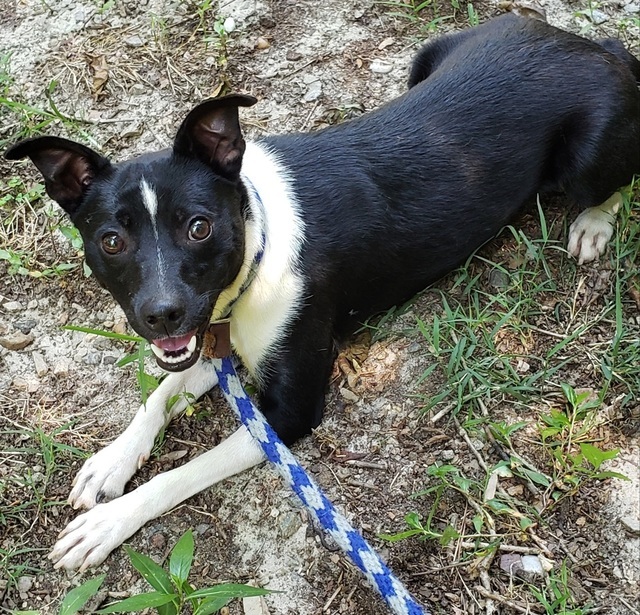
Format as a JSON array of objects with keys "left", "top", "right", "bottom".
[{"left": 6, "top": 14, "right": 640, "bottom": 572}]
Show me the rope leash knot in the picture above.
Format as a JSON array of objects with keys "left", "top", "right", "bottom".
[{"left": 212, "top": 355, "right": 429, "bottom": 615}]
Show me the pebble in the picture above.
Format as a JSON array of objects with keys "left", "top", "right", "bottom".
[
  {"left": 3, "top": 301, "right": 23, "bottom": 312},
  {"left": 17, "top": 575, "right": 33, "bottom": 600},
  {"left": 255, "top": 36, "right": 270, "bottom": 50},
  {"left": 500, "top": 554, "right": 544, "bottom": 581},
  {"left": 149, "top": 532, "right": 166, "bottom": 549},
  {"left": 339, "top": 387, "right": 359, "bottom": 403},
  {"left": 441, "top": 449, "right": 455, "bottom": 461},
  {"left": 620, "top": 515, "right": 640, "bottom": 536},
  {"left": 13, "top": 375, "right": 39, "bottom": 393},
  {"left": 120, "top": 122, "right": 142, "bottom": 139},
  {"left": 286, "top": 50, "right": 303, "bottom": 61},
  {"left": 586, "top": 8, "right": 609, "bottom": 23},
  {"left": 27, "top": 300, "right": 38, "bottom": 309},
  {"left": 488, "top": 269, "right": 510, "bottom": 289},
  {"left": 303, "top": 80, "right": 322, "bottom": 102},
  {"left": 242, "top": 595, "right": 267, "bottom": 615},
  {"left": 223, "top": 17, "right": 236, "bottom": 33},
  {"left": 130, "top": 83, "right": 146, "bottom": 96},
  {"left": 370, "top": 59, "right": 393, "bottom": 74},
  {"left": 15, "top": 319, "right": 37, "bottom": 334},
  {"left": 53, "top": 358, "right": 71, "bottom": 377},
  {"left": 521, "top": 555, "right": 544, "bottom": 578},
  {"left": 259, "top": 16, "right": 276, "bottom": 28},
  {"left": 0, "top": 331, "right": 34, "bottom": 351},
  {"left": 124, "top": 34, "right": 144, "bottom": 47},
  {"left": 279, "top": 512, "right": 303, "bottom": 539},
  {"left": 84, "top": 351, "right": 102, "bottom": 365},
  {"left": 32, "top": 352, "right": 48, "bottom": 377},
  {"left": 113, "top": 319, "right": 128, "bottom": 335},
  {"left": 624, "top": 2, "right": 640, "bottom": 13}
]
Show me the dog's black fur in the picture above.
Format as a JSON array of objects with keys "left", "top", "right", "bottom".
[{"left": 6, "top": 13, "right": 640, "bottom": 446}]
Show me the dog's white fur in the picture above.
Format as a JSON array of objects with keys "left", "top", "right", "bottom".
[
  {"left": 213, "top": 142, "right": 306, "bottom": 375},
  {"left": 568, "top": 192, "right": 622, "bottom": 265},
  {"left": 140, "top": 177, "right": 168, "bottom": 286},
  {"left": 50, "top": 142, "right": 305, "bottom": 570}
]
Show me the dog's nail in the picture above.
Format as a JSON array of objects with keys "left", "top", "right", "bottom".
[{"left": 137, "top": 454, "right": 148, "bottom": 469}]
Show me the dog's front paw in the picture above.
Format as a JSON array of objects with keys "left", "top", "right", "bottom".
[
  {"left": 69, "top": 433, "right": 151, "bottom": 510},
  {"left": 49, "top": 495, "right": 144, "bottom": 571},
  {"left": 568, "top": 194, "right": 621, "bottom": 265}
]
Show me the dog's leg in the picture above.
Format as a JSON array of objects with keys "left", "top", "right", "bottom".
[
  {"left": 568, "top": 192, "right": 622, "bottom": 265},
  {"left": 68, "top": 359, "right": 218, "bottom": 510},
  {"left": 49, "top": 425, "right": 265, "bottom": 571}
]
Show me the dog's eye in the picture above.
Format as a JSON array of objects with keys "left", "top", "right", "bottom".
[
  {"left": 101, "top": 233, "right": 125, "bottom": 255},
  {"left": 188, "top": 218, "right": 211, "bottom": 241}
]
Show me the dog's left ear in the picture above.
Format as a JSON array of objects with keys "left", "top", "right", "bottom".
[{"left": 173, "top": 94, "right": 258, "bottom": 181}]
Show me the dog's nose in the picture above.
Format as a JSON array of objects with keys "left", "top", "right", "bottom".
[{"left": 141, "top": 297, "right": 186, "bottom": 334}]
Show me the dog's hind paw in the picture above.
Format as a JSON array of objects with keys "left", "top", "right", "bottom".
[
  {"left": 568, "top": 193, "right": 621, "bottom": 265},
  {"left": 49, "top": 494, "right": 145, "bottom": 571},
  {"left": 68, "top": 434, "right": 152, "bottom": 510}
]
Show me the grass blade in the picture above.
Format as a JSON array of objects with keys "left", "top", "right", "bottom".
[
  {"left": 169, "top": 529, "right": 194, "bottom": 585},
  {"left": 97, "top": 591, "right": 177, "bottom": 613},
  {"left": 124, "top": 546, "right": 174, "bottom": 593},
  {"left": 59, "top": 574, "right": 106, "bottom": 615}
]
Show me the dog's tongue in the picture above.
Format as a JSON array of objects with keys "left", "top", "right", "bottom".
[{"left": 153, "top": 332, "right": 195, "bottom": 352}]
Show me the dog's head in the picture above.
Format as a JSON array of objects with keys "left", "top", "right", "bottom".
[{"left": 5, "top": 94, "right": 257, "bottom": 371}]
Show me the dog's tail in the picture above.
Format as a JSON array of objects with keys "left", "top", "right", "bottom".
[{"left": 597, "top": 38, "right": 640, "bottom": 83}]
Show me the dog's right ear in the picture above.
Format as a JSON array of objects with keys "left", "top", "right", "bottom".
[
  {"left": 4, "top": 136, "right": 111, "bottom": 216},
  {"left": 173, "top": 94, "right": 258, "bottom": 181}
]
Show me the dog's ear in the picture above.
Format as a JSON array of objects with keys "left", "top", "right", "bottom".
[
  {"left": 4, "top": 136, "right": 111, "bottom": 216},
  {"left": 173, "top": 94, "right": 258, "bottom": 181}
]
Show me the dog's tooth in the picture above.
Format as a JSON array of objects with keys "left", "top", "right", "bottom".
[
  {"left": 187, "top": 335, "right": 197, "bottom": 353},
  {"left": 150, "top": 344, "right": 165, "bottom": 359}
]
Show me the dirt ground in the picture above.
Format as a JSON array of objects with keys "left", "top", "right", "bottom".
[{"left": 1, "top": 0, "right": 639, "bottom": 614}]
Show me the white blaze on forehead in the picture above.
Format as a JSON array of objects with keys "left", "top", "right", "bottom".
[
  {"left": 139, "top": 177, "right": 166, "bottom": 283},
  {"left": 140, "top": 177, "right": 158, "bottom": 228}
]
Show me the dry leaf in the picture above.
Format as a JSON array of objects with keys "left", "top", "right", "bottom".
[
  {"left": 90, "top": 55, "right": 109, "bottom": 100},
  {"left": 378, "top": 36, "right": 395, "bottom": 50}
]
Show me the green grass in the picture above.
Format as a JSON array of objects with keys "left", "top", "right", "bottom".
[
  {"left": 375, "top": 0, "right": 482, "bottom": 32},
  {"left": 0, "top": 420, "right": 88, "bottom": 593},
  {"left": 382, "top": 182, "right": 639, "bottom": 612},
  {"left": 59, "top": 530, "right": 273, "bottom": 615},
  {"left": 0, "top": 175, "right": 86, "bottom": 277}
]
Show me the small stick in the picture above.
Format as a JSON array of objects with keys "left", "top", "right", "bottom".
[
  {"left": 475, "top": 586, "right": 543, "bottom": 614},
  {"left": 430, "top": 402, "right": 454, "bottom": 423}
]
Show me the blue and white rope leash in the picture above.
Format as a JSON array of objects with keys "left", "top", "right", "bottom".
[
  {"left": 211, "top": 355, "right": 428, "bottom": 615},
  {"left": 211, "top": 178, "right": 429, "bottom": 614}
]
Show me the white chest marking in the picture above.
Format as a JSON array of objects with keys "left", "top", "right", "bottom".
[{"left": 212, "top": 141, "right": 306, "bottom": 379}]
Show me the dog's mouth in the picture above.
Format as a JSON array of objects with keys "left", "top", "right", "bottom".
[{"left": 149, "top": 328, "right": 204, "bottom": 372}]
